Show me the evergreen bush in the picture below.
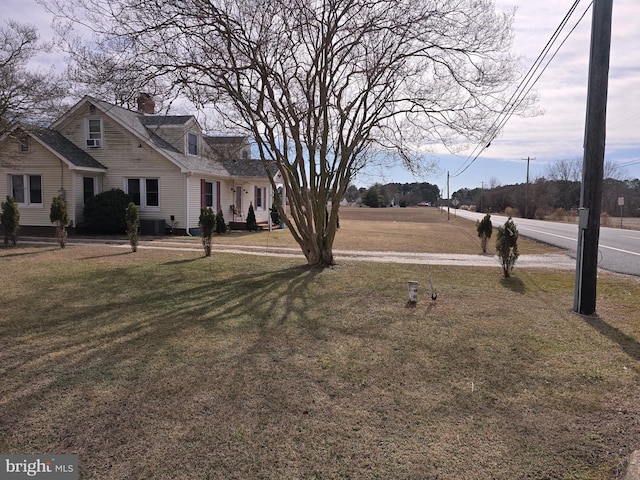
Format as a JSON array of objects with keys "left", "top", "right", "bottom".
[
  {"left": 476, "top": 213, "right": 493, "bottom": 253},
  {"left": 270, "top": 205, "right": 280, "bottom": 226},
  {"left": 246, "top": 203, "right": 258, "bottom": 231},
  {"left": 215, "top": 209, "right": 227, "bottom": 234},
  {"left": 496, "top": 217, "right": 519, "bottom": 278},
  {"left": 125, "top": 202, "right": 140, "bottom": 252},
  {"left": 83, "top": 189, "right": 132, "bottom": 234},
  {"left": 49, "top": 195, "right": 70, "bottom": 248},
  {"left": 1, "top": 195, "right": 20, "bottom": 246},
  {"left": 199, "top": 207, "right": 216, "bottom": 256}
]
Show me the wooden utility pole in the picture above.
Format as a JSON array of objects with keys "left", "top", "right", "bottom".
[
  {"left": 447, "top": 171, "right": 450, "bottom": 221},
  {"left": 522, "top": 157, "right": 535, "bottom": 218},
  {"left": 574, "top": 0, "right": 613, "bottom": 315}
]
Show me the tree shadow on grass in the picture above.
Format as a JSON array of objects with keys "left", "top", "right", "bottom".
[
  {"left": 500, "top": 276, "right": 526, "bottom": 294},
  {"left": 80, "top": 251, "right": 131, "bottom": 260},
  {"left": 0, "top": 261, "right": 325, "bottom": 443},
  {"left": 582, "top": 314, "right": 640, "bottom": 361},
  {"left": 0, "top": 246, "right": 59, "bottom": 257},
  {"left": 162, "top": 256, "right": 204, "bottom": 266}
]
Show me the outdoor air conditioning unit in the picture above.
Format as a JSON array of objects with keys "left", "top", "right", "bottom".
[
  {"left": 86, "top": 139, "right": 101, "bottom": 148},
  {"left": 140, "top": 219, "right": 166, "bottom": 236}
]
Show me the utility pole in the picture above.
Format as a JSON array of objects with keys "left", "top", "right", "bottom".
[
  {"left": 447, "top": 171, "right": 450, "bottom": 221},
  {"left": 574, "top": 0, "right": 613, "bottom": 315},
  {"left": 521, "top": 157, "right": 534, "bottom": 218}
]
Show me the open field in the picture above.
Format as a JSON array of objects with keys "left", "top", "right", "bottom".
[
  {"left": 2, "top": 210, "right": 639, "bottom": 479},
  {"left": 144, "top": 206, "right": 562, "bottom": 255}
]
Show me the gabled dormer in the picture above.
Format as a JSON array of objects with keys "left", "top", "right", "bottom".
[
  {"left": 141, "top": 116, "right": 202, "bottom": 156},
  {"left": 203, "top": 135, "right": 251, "bottom": 161}
]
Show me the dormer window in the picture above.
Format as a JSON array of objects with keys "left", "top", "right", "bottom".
[
  {"left": 86, "top": 118, "right": 103, "bottom": 148},
  {"left": 19, "top": 135, "right": 30, "bottom": 153},
  {"left": 187, "top": 132, "right": 198, "bottom": 156}
]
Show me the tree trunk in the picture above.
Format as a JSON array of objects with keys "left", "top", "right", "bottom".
[{"left": 302, "top": 242, "right": 335, "bottom": 267}]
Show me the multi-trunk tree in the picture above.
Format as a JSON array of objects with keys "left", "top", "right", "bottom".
[{"left": 45, "top": 0, "right": 530, "bottom": 266}]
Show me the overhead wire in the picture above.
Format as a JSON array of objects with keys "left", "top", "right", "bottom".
[
  {"left": 450, "top": 0, "right": 593, "bottom": 178},
  {"left": 617, "top": 158, "right": 640, "bottom": 168}
]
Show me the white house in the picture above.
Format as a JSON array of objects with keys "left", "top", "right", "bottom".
[{"left": 0, "top": 95, "right": 279, "bottom": 235}]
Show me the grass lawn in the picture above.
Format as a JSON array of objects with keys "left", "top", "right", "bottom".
[
  {"left": 1, "top": 210, "right": 639, "bottom": 479},
  {"left": 152, "top": 206, "right": 561, "bottom": 255}
]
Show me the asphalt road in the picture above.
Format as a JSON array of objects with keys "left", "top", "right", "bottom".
[{"left": 449, "top": 209, "right": 640, "bottom": 277}]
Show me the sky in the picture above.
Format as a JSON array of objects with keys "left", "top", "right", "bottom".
[{"left": 4, "top": 0, "right": 640, "bottom": 195}]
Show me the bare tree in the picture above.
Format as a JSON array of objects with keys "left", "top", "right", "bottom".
[
  {"left": 488, "top": 176, "right": 502, "bottom": 189},
  {"left": 0, "top": 21, "right": 67, "bottom": 138},
  {"left": 545, "top": 156, "right": 626, "bottom": 183},
  {"left": 45, "top": 0, "right": 529, "bottom": 266},
  {"left": 544, "top": 157, "right": 582, "bottom": 182}
]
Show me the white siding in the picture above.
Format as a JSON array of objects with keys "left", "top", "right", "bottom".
[
  {"left": 0, "top": 137, "right": 73, "bottom": 227},
  {"left": 230, "top": 180, "right": 273, "bottom": 222},
  {"left": 58, "top": 108, "right": 188, "bottom": 230}
]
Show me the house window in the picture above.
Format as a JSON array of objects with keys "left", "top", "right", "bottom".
[
  {"left": 19, "top": 135, "right": 30, "bottom": 153},
  {"left": 127, "top": 179, "right": 141, "bottom": 205},
  {"left": 204, "top": 181, "right": 213, "bottom": 207},
  {"left": 145, "top": 179, "right": 159, "bottom": 207},
  {"left": 187, "top": 133, "right": 198, "bottom": 156},
  {"left": 126, "top": 178, "right": 159, "bottom": 209},
  {"left": 83, "top": 177, "right": 96, "bottom": 204},
  {"left": 9, "top": 174, "right": 42, "bottom": 206},
  {"left": 86, "top": 118, "right": 103, "bottom": 148},
  {"left": 201, "top": 180, "right": 220, "bottom": 210},
  {"left": 255, "top": 186, "right": 265, "bottom": 210}
]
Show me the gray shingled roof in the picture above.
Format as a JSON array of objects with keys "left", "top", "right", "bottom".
[
  {"left": 141, "top": 116, "right": 194, "bottom": 126},
  {"left": 204, "top": 135, "right": 247, "bottom": 146},
  {"left": 222, "top": 159, "right": 278, "bottom": 178},
  {"left": 31, "top": 128, "right": 107, "bottom": 170},
  {"left": 143, "top": 127, "right": 182, "bottom": 154}
]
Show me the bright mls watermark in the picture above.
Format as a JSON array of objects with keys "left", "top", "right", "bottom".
[{"left": 1, "top": 455, "right": 78, "bottom": 479}]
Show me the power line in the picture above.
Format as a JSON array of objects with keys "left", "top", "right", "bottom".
[
  {"left": 617, "top": 158, "right": 640, "bottom": 168},
  {"left": 451, "top": 0, "right": 592, "bottom": 178}
]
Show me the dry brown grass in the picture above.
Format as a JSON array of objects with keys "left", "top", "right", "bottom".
[
  {"left": 1, "top": 213, "right": 639, "bottom": 479},
  {"left": 168, "top": 206, "right": 561, "bottom": 255}
]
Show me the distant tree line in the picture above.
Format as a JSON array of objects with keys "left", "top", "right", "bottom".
[
  {"left": 452, "top": 158, "right": 640, "bottom": 218},
  {"left": 346, "top": 182, "right": 440, "bottom": 208}
]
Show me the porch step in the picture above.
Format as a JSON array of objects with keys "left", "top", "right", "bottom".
[{"left": 228, "top": 221, "right": 269, "bottom": 231}]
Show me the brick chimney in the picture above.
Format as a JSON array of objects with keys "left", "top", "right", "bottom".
[{"left": 137, "top": 93, "right": 155, "bottom": 114}]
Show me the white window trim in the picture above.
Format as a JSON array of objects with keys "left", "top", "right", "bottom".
[
  {"left": 8, "top": 174, "right": 43, "bottom": 208},
  {"left": 124, "top": 177, "right": 160, "bottom": 210},
  {"left": 83, "top": 176, "right": 98, "bottom": 203},
  {"left": 255, "top": 186, "right": 266, "bottom": 211},
  {"left": 187, "top": 132, "right": 199, "bottom": 156},
  {"left": 85, "top": 117, "right": 103, "bottom": 148},
  {"left": 19, "top": 135, "right": 30, "bottom": 153},
  {"left": 204, "top": 181, "right": 214, "bottom": 208}
]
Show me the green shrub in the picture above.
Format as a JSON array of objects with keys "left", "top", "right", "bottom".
[
  {"left": 476, "top": 213, "right": 493, "bottom": 253},
  {"left": 49, "top": 195, "right": 70, "bottom": 248},
  {"left": 83, "top": 189, "right": 132, "bottom": 234},
  {"left": 215, "top": 209, "right": 227, "bottom": 235},
  {"left": 496, "top": 217, "right": 519, "bottom": 278},
  {"left": 1, "top": 196, "right": 20, "bottom": 246},
  {"left": 125, "top": 202, "right": 140, "bottom": 252},
  {"left": 246, "top": 203, "right": 258, "bottom": 231},
  {"left": 199, "top": 207, "right": 216, "bottom": 256},
  {"left": 270, "top": 205, "right": 280, "bottom": 226}
]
